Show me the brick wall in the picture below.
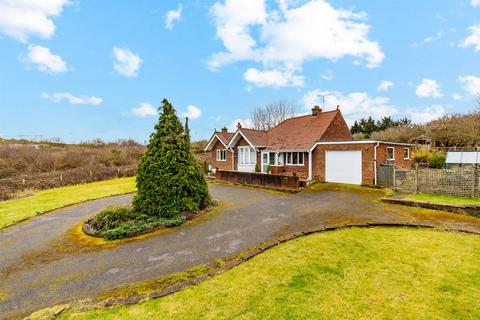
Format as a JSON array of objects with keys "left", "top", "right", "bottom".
[
  {"left": 312, "top": 143, "right": 375, "bottom": 185},
  {"left": 216, "top": 170, "right": 300, "bottom": 190},
  {"left": 376, "top": 143, "right": 412, "bottom": 169},
  {"left": 312, "top": 142, "right": 413, "bottom": 185},
  {"left": 210, "top": 140, "right": 233, "bottom": 171},
  {"left": 320, "top": 111, "right": 353, "bottom": 141}
]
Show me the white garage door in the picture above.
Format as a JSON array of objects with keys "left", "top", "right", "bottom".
[{"left": 325, "top": 150, "right": 362, "bottom": 185}]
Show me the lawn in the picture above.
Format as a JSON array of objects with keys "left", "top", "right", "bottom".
[
  {"left": 54, "top": 227, "right": 480, "bottom": 320},
  {"left": 405, "top": 193, "right": 480, "bottom": 206},
  {"left": 0, "top": 177, "right": 136, "bottom": 229}
]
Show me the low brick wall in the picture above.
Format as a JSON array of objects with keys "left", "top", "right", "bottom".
[{"left": 216, "top": 170, "right": 300, "bottom": 190}]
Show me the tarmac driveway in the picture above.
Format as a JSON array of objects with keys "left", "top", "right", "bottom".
[{"left": 1, "top": 183, "right": 480, "bottom": 319}]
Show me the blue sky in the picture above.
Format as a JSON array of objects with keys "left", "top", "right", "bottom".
[{"left": 1, "top": 0, "right": 480, "bottom": 143}]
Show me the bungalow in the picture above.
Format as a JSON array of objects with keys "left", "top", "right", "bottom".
[{"left": 205, "top": 106, "right": 412, "bottom": 185}]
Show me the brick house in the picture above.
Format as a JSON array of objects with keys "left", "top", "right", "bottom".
[{"left": 205, "top": 106, "right": 412, "bottom": 185}]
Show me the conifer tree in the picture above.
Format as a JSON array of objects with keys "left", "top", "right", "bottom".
[{"left": 133, "top": 99, "right": 210, "bottom": 218}]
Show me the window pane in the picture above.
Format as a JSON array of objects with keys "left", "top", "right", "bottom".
[
  {"left": 293, "top": 152, "right": 297, "bottom": 164},
  {"left": 250, "top": 149, "right": 256, "bottom": 164},
  {"left": 269, "top": 153, "right": 275, "bottom": 165},
  {"left": 278, "top": 153, "right": 284, "bottom": 166},
  {"left": 286, "top": 153, "right": 291, "bottom": 164},
  {"left": 298, "top": 152, "right": 304, "bottom": 165}
]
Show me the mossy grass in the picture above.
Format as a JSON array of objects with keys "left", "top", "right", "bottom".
[
  {"left": 0, "top": 177, "right": 136, "bottom": 230},
  {"left": 405, "top": 193, "right": 480, "bottom": 206},
  {"left": 33, "top": 227, "right": 480, "bottom": 320}
]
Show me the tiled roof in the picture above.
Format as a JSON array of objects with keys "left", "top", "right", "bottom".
[
  {"left": 216, "top": 131, "right": 234, "bottom": 146},
  {"left": 210, "top": 109, "right": 347, "bottom": 150},
  {"left": 238, "top": 128, "right": 267, "bottom": 147},
  {"left": 265, "top": 110, "right": 340, "bottom": 150}
]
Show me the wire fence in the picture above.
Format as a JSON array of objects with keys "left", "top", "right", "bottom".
[
  {"left": 378, "top": 164, "right": 479, "bottom": 198},
  {"left": 0, "top": 165, "right": 137, "bottom": 201}
]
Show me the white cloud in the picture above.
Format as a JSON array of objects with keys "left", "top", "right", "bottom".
[
  {"left": 24, "top": 45, "right": 67, "bottom": 74},
  {"left": 471, "top": 0, "right": 480, "bottom": 7},
  {"left": 113, "top": 47, "right": 142, "bottom": 77},
  {"left": 209, "top": 0, "right": 384, "bottom": 87},
  {"left": 451, "top": 93, "right": 463, "bottom": 100},
  {"left": 416, "top": 78, "right": 443, "bottom": 98},
  {"left": 230, "top": 118, "right": 253, "bottom": 131},
  {"left": 302, "top": 89, "right": 398, "bottom": 125},
  {"left": 181, "top": 105, "right": 202, "bottom": 119},
  {"left": 165, "top": 4, "right": 183, "bottom": 29},
  {"left": 460, "top": 25, "right": 480, "bottom": 52},
  {"left": 321, "top": 69, "right": 334, "bottom": 81},
  {"left": 410, "top": 31, "right": 445, "bottom": 47},
  {"left": 243, "top": 67, "right": 304, "bottom": 87},
  {"left": 41, "top": 92, "right": 103, "bottom": 106},
  {"left": 0, "top": 0, "right": 69, "bottom": 42},
  {"left": 407, "top": 105, "right": 445, "bottom": 124},
  {"left": 458, "top": 75, "right": 480, "bottom": 95},
  {"left": 131, "top": 102, "right": 157, "bottom": 117},
  {"left": 377, "top": 80, "right": 394, "bottom": 92}
]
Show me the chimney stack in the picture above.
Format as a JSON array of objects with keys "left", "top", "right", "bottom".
[
  {"left": 311, "top": 105, "right": 322, "bottom": 116},
  {"left": 221, "top": 126, "right": 228, "bottom": 133}
]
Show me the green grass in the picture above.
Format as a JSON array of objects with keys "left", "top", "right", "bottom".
[
  {"left": 55, "top": 227, "right": 480, "bottom": 320},
  {"left": 405, "top": 193, "right": 480, "bottom": 206},
  {"left": 0, "top": 177, "right": 136, "bottom": 229}
]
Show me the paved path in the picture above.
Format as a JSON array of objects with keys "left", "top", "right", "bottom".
[{"left": 1, "top": 184, "right": 480, "bottom": 319}]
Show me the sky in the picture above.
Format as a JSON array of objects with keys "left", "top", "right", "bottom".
[{"left": 0, "top": 0, "right": 480, "bottom": 143}]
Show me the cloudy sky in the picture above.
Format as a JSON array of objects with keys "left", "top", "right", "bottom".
[{"left": 1, "top": 0, "right": 480, "bottom": 143}]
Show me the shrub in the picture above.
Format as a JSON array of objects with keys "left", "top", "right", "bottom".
[
  {"left": 89, "top": 206, "right": 136, "bottom": 231},
  {"left": 133, "top": 99, "right": 210, "bottom": 218},
  {"left": 411, "top": 148, "right": 430, "bottom": 164},
  {"left": 428, "top": 152, "right": 446, "bottom": 169}
]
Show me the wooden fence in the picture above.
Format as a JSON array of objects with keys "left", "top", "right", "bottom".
[
  {"left": 216, "top": 170, "right": 300, "bottom": 190},
  {"left": 378, "top": 164, "right": 479, "bottom": 198}
]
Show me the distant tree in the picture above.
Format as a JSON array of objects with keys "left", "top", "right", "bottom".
[
  {"left": 351, "top": 116, "right": 412, "bottom": 138},
  {"left": 133, "top": 99, "right": 210, "bottom": 218},
  {"left": 371, "top": 125, "right": 424, "bottom": 143},
  {"left": 251, "top": 99, "right": 298, "bottom": 131}
]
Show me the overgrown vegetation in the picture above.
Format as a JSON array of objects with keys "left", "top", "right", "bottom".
[
  {"left": 86, "top": 206, "right": 185, "bottom": 240},
  {"left": 411, "top": 149, "right": 446, "bottom": 168},
  {"left": 51, "top": 227, "right": 480, "bottom": 320},
  {"left": 87, "top": 99, "right": 211, "bottom": 240},
  {"left": 371, "top": 108, "right": 480, "bottom": 147}
]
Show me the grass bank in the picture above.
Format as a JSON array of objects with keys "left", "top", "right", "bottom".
[
  {"left": 405, "top": 193, "right": 480, "bottom": 206},
  {"left": 44, "top": 227, "right": 480, "bottom": 320},
  {"left": 0, "top": 177, "right": 136, "bottom": 229}
]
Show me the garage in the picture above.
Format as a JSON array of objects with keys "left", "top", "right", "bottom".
[{"left": 325, "top": 150, "right": 362, "bottom": 185}]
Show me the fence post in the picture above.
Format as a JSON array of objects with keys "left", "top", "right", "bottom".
[
  {"left": 392, "top": 166, "right": 396, "bottom": 192},
  {"left": 22, "top": 178, "right": 26, "bottom": 185},
  {"left": 90, "top": 170, "right": 93, "bottom": 179},
  {"left": 414, "top": 163, "right": 419, "bottom": 194},
  {"left": 117, "top": 167, "right": 120, "bottom": 177},
  {"left": 60, "top": 174, "right": 63, "bottom": 182},
  {"left": 473, "top": 165, "right": 478, "bottom": 198}
]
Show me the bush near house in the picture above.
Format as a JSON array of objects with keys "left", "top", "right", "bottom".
[
  {"left": 87, "top": 99, "right": 211, "bottom": 240},
  {"left": 411, "top": 149, "right": 446, "bottom": 168}
]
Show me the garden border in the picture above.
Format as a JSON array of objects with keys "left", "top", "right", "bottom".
[{"left": 381, "top": 198, "right": 480, "bottom": 218}]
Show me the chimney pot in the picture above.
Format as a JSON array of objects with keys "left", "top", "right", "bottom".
[
  {"left": 221, "top": 126, "right": 228, "bottom": 133},
  {"left": 311, "top": 105, "right": 322, "bottom": 116}
]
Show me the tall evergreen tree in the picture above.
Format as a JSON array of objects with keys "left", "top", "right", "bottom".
[{"left": 133, "top": 99, "right": 210, "bottom": 218}]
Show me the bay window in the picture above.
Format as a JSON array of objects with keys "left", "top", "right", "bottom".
[{"left": 238, "top": 147, "right": 256, "bottom": 165}]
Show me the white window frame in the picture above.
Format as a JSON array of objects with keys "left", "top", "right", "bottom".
[
  {"left": 403, "top": 147, "right": 410, "bottom": 160},
  {"left": 286, "top": 152, "right": 304, "bottom": 166},
  {"left": 238, "top": 146, "right": 256, "bottom": 165},
  {"left": 216, "top": 149, "right": 227, "bottom": 161},
  {"left": 387, "top": 147, "right": 395, "bottom": 161}
]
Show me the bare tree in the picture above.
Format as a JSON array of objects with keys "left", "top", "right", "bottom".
[{"left": 251, "top": 99, "right": 298, "bottom": 131}]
